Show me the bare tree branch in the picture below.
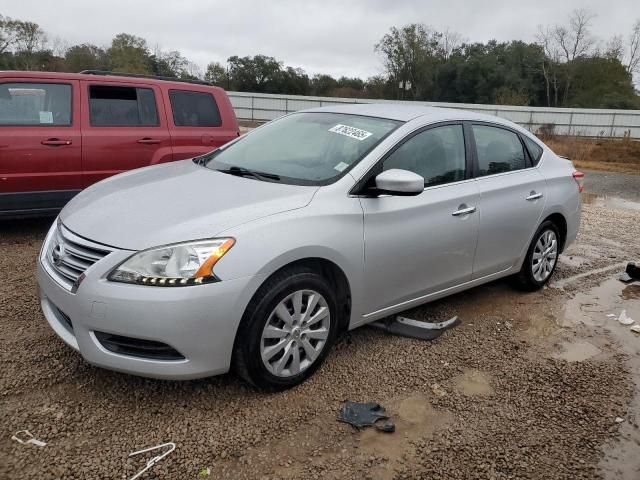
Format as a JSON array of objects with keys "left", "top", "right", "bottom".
[{"left": 628, "top": 19, "right": 640, "bottom": 75}]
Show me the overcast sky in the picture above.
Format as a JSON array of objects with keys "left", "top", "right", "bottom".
[{"left": 3, "top": 0, "right": 638, "bottom": 78}]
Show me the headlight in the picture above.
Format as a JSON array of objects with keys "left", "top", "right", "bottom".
[{"left": 108, "top": 238, "right": 235, "bottom": 286}]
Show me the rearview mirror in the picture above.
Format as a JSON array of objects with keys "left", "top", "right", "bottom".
[{"left": 374, "top": 169, "right": 424, "bottom": 196}]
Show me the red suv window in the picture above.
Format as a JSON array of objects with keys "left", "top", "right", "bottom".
[
  {"left": 169, "top": 90, "right": 221, "bottom": 127},
  {"left": 0, "top": 82, "right": 72, "bottom": 126},
  {"left": 89, "top": 85, "right": 159, "bottom": 127}
]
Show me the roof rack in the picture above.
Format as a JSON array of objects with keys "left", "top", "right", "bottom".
[{"left": 78, "top": 70, "right": 213, "bottom": 86}]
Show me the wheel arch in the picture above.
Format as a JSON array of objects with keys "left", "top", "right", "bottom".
[
  {"left": 541, "top": 212, "right": 568, "bottom": 252},
  {"left": 243, "top": 256, "right": 353, "bottom": 335}
]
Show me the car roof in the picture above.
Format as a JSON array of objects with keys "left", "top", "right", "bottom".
[
  {"left": 0, "top": 70, "right": 223, "bottom": 92},
  {"left": 305, "top": 103, "right": 519, "bottom": 128}
]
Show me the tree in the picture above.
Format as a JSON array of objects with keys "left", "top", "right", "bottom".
[
  {"left": 537, "top": 9, "right": 596, "bottom": 106},
  {"left": 566, "top": 57, "right": 638, "bottom": 108},
  {"left": 0, "top": 15, "right": 19, "bottom": 54},
  {"left": 277, "top": 66, "right": 309, "bottom": 95},
  {"left": 310, "top": 74, "right": 338, "bottom": 96},
  {"left": 374, "top": 24, "right": 443, "bottom": 99},
  {"left": 107, "top": 33, "right": 151, "bottom": 74},
  {"left": 150, "top": 48, "right": 187, "bottom": 77},
  {"left": 441, "top": 28, "right": 464, "bottom": 60},
  {"left": 65, "top": 43, "right": 110, "bottom": 72},
  {"left": 364, "top": 75, "right": 389, "bottom": 98},
  {"left": 227, "top": 54, "right": 282, "bottom": 92},
  {"left": 12, "top": 20, "right": 47, "bottom": 70},
  {"left": 205, "top": 62, "right": 229, "bottom": 87},
  {"left": 625, "top": 20, "right": 640, "bottom": 81}
]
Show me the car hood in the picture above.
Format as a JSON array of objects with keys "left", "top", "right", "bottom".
[{"left": 60, "top": 160, "right": 318, "bottom": 250}]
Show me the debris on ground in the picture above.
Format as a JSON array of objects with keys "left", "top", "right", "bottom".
[
  {"left": 337, "top": 401, "right": 395, "bottom": 433},
  {"left": 370, "top": 315, "right": 460, "bottom": 340},
  {"left": 10, "top": 430, "right": 47, "bottom": 447},
  {"left": 430, "top": 383, "right": 448, "bottom": 397},
  {"left": 618, "top": 310, "right": 635, "bottom": 326},
  {"left": 128, "top": 442, "right": 176, "bottom": 480},
  {"left": 197, "top": 466, "right": 211, "bottom": 478},
  {"left": 631, "top": 325, "right": 640, "bottom": 334},
  {"left": 620, "top": 262, "right": 640, "bottom": 283},
  {"left": 615, "top": 417, "right": 625, "bottom": 423}
]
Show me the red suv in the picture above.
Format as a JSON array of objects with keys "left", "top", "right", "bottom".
[{"left": 0, "top": 70, "right": 240, "bottom": 218}]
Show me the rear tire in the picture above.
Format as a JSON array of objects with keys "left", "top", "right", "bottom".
[
  {"left": 232, "top": 266, "right": 338, "bottom": 390},
  {"left": 514, "top": 220, "right": 560, "bottom": 291}
]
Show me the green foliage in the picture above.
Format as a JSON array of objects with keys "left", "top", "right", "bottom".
[
  {"left": 567, "top": 57, "right": 639, "bottom": 108},
  {"left": 65, "top": 44, "right": 110, "bottom": 72},
  {"left": 227, "top": 54, "right": 282, "bottom": 92},
  {"left": 204, "top": 62, "right": 228, "bottom": 87},
  {"left": 107, "top": 33, "right": 151, "bottom": 74}
]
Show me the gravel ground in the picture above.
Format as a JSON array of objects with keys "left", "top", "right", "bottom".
[{"left": 1, "top": 193, "right": 640, "bottom": 479}]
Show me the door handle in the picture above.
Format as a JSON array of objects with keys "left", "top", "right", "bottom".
[
  {"left": 41, "top": 138, "right": 72, "bottom": 146},
  {"left": 526, "top": 192, "right": 543, "bottom": 201},
  {"left": 137, "top": 138, "right": 161, "bottom": 144},
  {"left": 452, "top": 205, "right": 476, "bottom": 216}
]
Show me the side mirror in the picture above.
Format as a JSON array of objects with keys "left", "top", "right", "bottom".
[{"left": 374, "top": 169, "right": 424, "bottom": 196}]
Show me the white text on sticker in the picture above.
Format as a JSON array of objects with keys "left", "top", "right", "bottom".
[{"left": 328, "top": 124, "right": 373, "bottom": 141}]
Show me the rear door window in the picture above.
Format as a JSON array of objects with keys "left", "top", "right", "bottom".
[
  {"left": 523, "top": 135, "right": 544, "bottom": 166},
  {"left": 0, "top": 82, "right": 72, "bottom": 126},
  {"left": 88, "top": 85, "right": 159, "bottom": 126},
  {"left": 472, "top": 125, "right": 527, "bottom": 176},
  {"left": 169, "top": 90, "right": 221, "bottom": 127}
]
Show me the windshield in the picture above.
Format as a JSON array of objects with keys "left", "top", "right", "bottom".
[{"left": 202, "top": 112, "right": 401, "bottom": 185}]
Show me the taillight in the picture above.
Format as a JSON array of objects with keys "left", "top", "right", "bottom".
[{"left": 572, "top": 171, "right": 584, "bottom": 192}]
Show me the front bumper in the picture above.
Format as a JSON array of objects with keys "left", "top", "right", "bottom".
[{"left": 37, "top": 243, "right": 264, "bottom": 380}]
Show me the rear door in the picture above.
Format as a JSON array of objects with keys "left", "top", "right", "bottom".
[
  {"left": 0, "top": 79, "right": 81, "bottom": 214},
  {"left": 470, "top": 123, "right": 547, "bottom": 279},
  {"left": 164, "top": 88, "right": 237, "bottom": 160},
  {"left": 80, "top": 81, "right": 172, "bottom": 187}
]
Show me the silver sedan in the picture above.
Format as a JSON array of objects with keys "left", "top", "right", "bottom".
[{"left": 37, "top": 104, "right": 582, "bottom": 389}]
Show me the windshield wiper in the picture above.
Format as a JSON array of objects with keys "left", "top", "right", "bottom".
[{"left": 216, "top": 166, "right": 281, "bottom": 182}]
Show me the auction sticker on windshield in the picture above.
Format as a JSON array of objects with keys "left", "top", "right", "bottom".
[{"left": 328, "top": 124, "right": 373, "bottom": 141}]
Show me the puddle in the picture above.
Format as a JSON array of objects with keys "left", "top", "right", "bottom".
[
  {"left": 582, "top": 192, "right": 640, "bottom": 211},
  {"left": 451, "top": 369, "right": 493, "bottom": 396},
  {"left": 523, "top": 312, "right": 562, "bottom": 339},
  {"left": 562, "top": 277, "right": 640, "bottom": 479},
  {"left": 359, "top": 394, "right": 450, "bottom": 480},
  {"left": 553, "top": 340, "right": 602, "bottom": 362},
  {"left": 563, "top": 278, "right": 640, "bottom": 327}
]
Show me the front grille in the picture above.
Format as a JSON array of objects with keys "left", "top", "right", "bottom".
[
  {"left": 94, "top": 332, "right": 185, "bottom": 361},
  {"left": 44, "top": 224, "right": 113, "bottom": 291}
]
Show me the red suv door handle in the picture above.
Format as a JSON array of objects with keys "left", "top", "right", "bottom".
[
  {"left": 41, "top": 138, "right": 72, "bottom": 146},
  {"left": 137, "top": 137, "right": 161, "bottom": 145}
]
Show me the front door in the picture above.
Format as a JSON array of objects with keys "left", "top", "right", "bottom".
[
  {"left": 0, "top": 79, "right": 82, "bottom": 214},
  {"left": 80, "top": 81, "right": 172, "bottom": 187},
  {"left": 360, "top": 124, "right": 480, "bottom": 316},
  {"left": 470, "top": 123, "right": 547, "bottom": 278}
]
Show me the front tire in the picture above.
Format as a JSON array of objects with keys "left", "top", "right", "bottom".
[
  {"left": 232, "top": 267, "right": 338, "bottom": 390},
  {"left": 515, "top": 220, "right": 560, "bottom": 291}
]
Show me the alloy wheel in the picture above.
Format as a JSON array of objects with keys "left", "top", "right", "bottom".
[
  {"left": 532, "top": 229, "right": 558, "bottom": 282},
  {"left": 260, "top": 290, "right": 331, "bottom": 378}
]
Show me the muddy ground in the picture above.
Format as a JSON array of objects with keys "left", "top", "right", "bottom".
[{"left": 1, "top": 172, "right": 640, "bottom": 480}]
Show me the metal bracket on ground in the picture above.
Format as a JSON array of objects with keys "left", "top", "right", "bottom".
[{"left": 370, "top": 315, "right": 460, "bottom": 340}]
